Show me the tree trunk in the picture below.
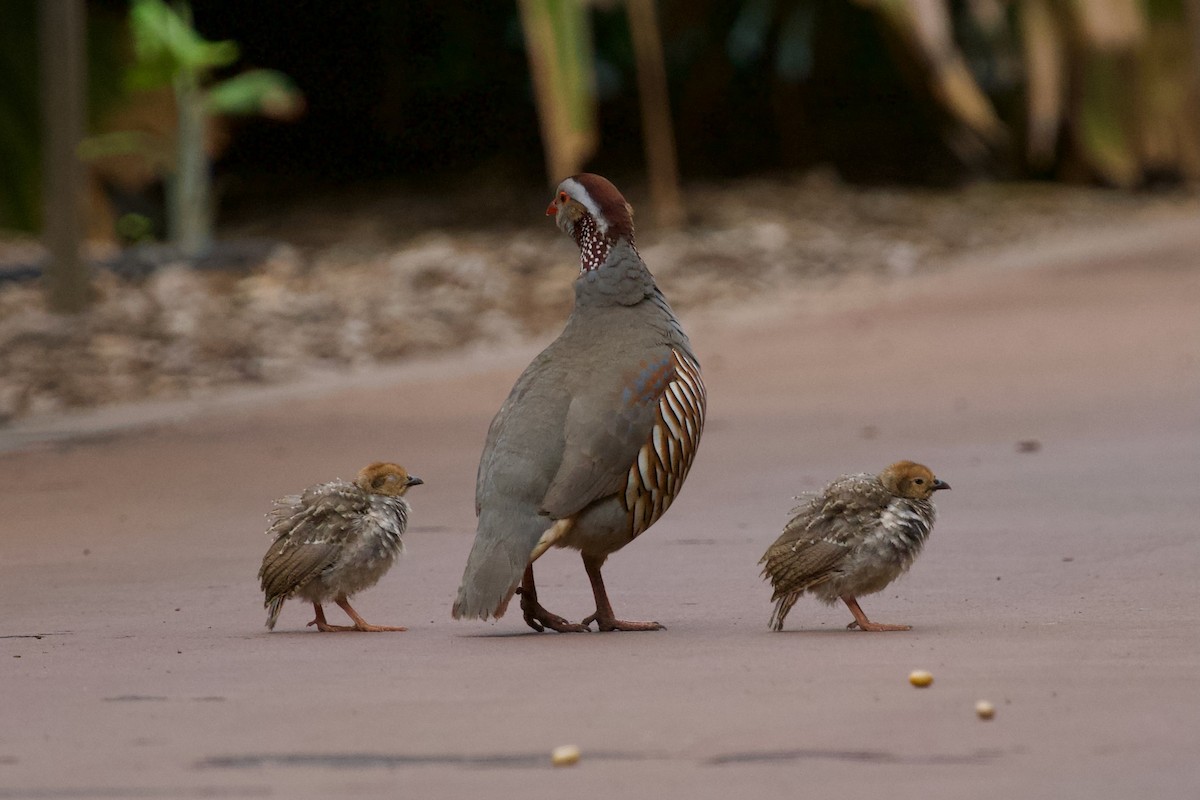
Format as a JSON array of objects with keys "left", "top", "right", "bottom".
[{"left": 39, "top": 0, "right": 92, "bottom": 313}]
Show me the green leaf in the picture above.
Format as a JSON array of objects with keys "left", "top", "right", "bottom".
[
  {"left": 126, "top": 0, "right": 239, "bottom": 90},
  {"left": 518, "top": 0, "right": 597, "bottom": 180},
  {"left": 205, "top": 69, "right": 304, "bottom": 119}
]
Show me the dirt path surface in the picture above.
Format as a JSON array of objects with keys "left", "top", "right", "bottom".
[{"left": 2, "top": 226, "right": 1198, "bottom": 798}]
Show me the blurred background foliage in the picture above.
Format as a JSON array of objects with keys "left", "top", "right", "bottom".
[
  {"left": 4, "top": 0, "right": 1200, "bottom": 242},
  {"left": 83, "top": 0, "right": 303, "bottom": 256}
]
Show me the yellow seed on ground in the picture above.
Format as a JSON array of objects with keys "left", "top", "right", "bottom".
[
  {"left": 975, "top": 700, "right": 996, "bottom": 720},
  {"left": 551, "top": 744, "right": 581, "bottom": 766},
  {"left": 908, "top": 669, "right": 934, "bottom": 687}
]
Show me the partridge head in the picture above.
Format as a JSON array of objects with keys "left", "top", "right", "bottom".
[
  {"left": 759, "top": 460, "right": 949, "bottom": 632},
  {"left": 258, "top": 462, "right": 422, "bottom": 632},
  {"left": 546, "top": 174, "right": 636, "bottom": 271}
]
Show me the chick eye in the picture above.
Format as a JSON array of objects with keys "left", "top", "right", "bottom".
[{"left": 914, "top": 478, "right": 925, "bottom": 485}]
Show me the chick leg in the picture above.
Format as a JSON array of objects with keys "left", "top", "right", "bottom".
[
  {"left": 581, "top": 554, "right": 664, "bottom": 632},
  {"left": 334, "top": 595, "right": 407, "bottom": 632},
  {"left": 842, "top": 596, "right": 911, "bottom": 632},
  {"left": 306, "top": 603, "right": 356, "bottom": 632},
  {"left": 517, "top": 565, "right": 588, "bottom": 633}
]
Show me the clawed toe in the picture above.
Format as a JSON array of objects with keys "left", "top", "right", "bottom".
[
  {"left": 300, "top": 599, "right": 407, "bottom": 632},
  {"left": 523, "top": 608, "right": 588, "bottom": 634},
  {"left": 518, "top": 588, "right": 588, "bottom": 633},
  {"left": 583, "top": 613, "right": 665, "bottom": 632},
  {"left": 531, "top": 616, "right": 588, "bottom": 634},
  {"left": 307, "top": 618, "right": 355, "bottom": 632},
  {"left": 841, "top": 597, "right": 911, "bottom": 632},
  {"left": 846, "top": 620, "right": 911, "bottom": 632},
  {"left": 307, "top": 618, "right": 406, "bottom": 632},
  {"left": 353, "top": 623, "right": 408, "bottom": 632}
]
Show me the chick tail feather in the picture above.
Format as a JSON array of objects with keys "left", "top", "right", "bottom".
[
  {"left": 265, "top": 596, "right": 285, "bottom": 630},
  {"left": 453, "top": 507, "right": 549, "bottom": 621},
  {"left": 769, "top": 591, "right": 801, "bottom": 632}
]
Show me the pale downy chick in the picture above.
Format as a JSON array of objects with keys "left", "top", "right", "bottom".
[
  {"left": 259, "top": 462, "right": 422, "bottom": 632},
  {"left": 760, "top": 461, "right": 949, "bottom": 632}
]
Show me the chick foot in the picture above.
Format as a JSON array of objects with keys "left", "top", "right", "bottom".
[
  {"left": 306, "top": 600, "right": 407, "bottom": 632},
  {"left": 843, "top": 596, "right": 910, "bottom": 632}
]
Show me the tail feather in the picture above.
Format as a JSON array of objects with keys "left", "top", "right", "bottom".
[
  {"left": 265, "top": 596, "right": 285, "bottom": 630},
  {"left": 769, "top": 591, "right": 801, "bottom": 632},
  {"left": 453, "top": 507, "right": 550, "bottom": 621}
]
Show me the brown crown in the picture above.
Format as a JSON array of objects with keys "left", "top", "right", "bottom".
[{"left": 571, "top": 173, "right": 635, "bottom": 239}]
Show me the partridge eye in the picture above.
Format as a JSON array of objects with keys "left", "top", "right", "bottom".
[{"left": 559, "top": 191, "right": 569, "bottom": 202}]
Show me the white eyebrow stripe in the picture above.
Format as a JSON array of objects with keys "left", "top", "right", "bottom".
[{"left": 559, "top": 177, "right": 607, "bottom": 232}]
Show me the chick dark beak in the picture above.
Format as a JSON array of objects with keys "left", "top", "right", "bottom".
[
  {"left": 933, "top": 479, "right": 950, "bottom": 491},
  {"left": 406, "top": 476, "right": 424, "bottom": 487}
]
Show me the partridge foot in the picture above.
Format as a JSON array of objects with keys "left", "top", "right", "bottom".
[
  {"left": 581, "top": 555, "right": 665, "bottom": 632},
  {"left": 842, "top": 596, "right": 910, "bottom": 632},
  {"left": 516, "top": 587, "right": 588, "bottom": 633},
  {"left": 582, "top": 612, "right": 664, "bottom": 632}
]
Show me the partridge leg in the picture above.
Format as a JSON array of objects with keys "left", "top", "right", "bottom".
[
  {"left": 581, "top": 554, "right": 664, "bottom": 632},
  {"left": 842, "top": 596, "right": 910, "bottom": 632},
  {"left": 517, "top": 565, "right": 588, "bottom": 633}
]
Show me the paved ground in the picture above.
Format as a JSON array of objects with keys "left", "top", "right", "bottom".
[{"left": 2, "top": 223, "right": 1198, "bottom": 799}]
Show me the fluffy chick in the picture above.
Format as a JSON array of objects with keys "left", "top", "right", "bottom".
[
  {"left": 760, "top": 460, "right": 949, "bottom": 632},
  {"left": 259, "top": 462, "right": 422, "bottom": 632}
]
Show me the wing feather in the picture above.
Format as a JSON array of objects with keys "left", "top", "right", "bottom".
[
  {"left": 539, "top": 350, "right": 675, "bottom": 518},
  {"left": 259, "top": 481, "right": 370, "bottom": 602},
  {"left": 760, "top": 474, "right": 890, "bottom": 596}
]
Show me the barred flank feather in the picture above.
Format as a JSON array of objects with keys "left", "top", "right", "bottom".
[{"left": 623, "top": 349, "right": 706, "bottom": 538}]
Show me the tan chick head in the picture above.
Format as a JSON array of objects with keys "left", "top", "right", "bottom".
[
  {"left": 879, "top": 460, "right": 950, "bottom": 501},
  {"left": 355, "top": 462, "right": 424, "bottom": 497}
]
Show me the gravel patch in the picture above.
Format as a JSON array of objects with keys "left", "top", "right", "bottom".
[{"left": 1, "top": 173, "right": 1194, "bottom": 424}]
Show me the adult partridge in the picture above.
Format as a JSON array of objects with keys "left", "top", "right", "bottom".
[
  {"left": 452, "top": 173, "right": 706, "bottom": 632},
  {"left": 259, "top": 462, "right": 423, "bottom": 632},
  {"left": 760, "top": 461, "right": 949, "bottom": 632}
]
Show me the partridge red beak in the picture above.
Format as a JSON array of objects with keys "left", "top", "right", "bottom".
[{"left": 546, "top": 202, "right": 558, "bottom": 216}]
